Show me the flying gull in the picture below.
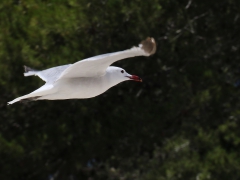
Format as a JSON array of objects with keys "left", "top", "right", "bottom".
[{"left": 8, "top": 37, "right": 156, "bottom": 105}]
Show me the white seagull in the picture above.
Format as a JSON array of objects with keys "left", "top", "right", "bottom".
[{"left": 8, "top": 37, "right": 156, "bottom": 105}]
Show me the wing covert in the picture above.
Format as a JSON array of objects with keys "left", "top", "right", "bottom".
[{"left": 37, "top": 64, "right": 71, "bottom": 83}]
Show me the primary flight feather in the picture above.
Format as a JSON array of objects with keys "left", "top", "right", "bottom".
[{"left": 8, "top": 37, "right": 156, "bottom": 105}]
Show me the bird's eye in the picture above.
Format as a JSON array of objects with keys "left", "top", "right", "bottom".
[{"left": 121, "top": 70, "right": 124, "bottom": 73}]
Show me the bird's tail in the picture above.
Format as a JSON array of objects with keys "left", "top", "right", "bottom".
[{"left": 23, "top": 65, "right": 39, "bottom": 76}]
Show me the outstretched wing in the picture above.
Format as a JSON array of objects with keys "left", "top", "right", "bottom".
[{"left": 57, "top": 37, "right": 156, "bottom": 80}]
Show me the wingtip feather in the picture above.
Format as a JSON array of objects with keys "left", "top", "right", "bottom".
[
  {"left": 140, "top": 37, "right": 157, "bottom": 56},
  {"left": 23, "top": 65, "right": 38, "bottom": 76}
]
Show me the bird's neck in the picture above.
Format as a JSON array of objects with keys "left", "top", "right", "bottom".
[{"left": 105, "top": 70, "right": 124, "bottom": 88}]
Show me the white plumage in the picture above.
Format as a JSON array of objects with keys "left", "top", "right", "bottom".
[{"left": 8, "top": 37, "right": 156, "bottom": 105}]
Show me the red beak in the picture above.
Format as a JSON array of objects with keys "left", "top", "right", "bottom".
[{"left": 127, "top": 75, "right": 142, "bottom": 82}]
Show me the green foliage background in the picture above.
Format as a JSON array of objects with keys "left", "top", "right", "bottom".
[{"left": 1, "top": 0, "right": 240, "bottom": 179}]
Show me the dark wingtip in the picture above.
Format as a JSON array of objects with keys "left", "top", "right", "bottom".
[
  {"left": 19, "top": 96, "right": 41, "bottom": 103},
  {"left": 23, "top": 65, "right": 37, "bottom": 73},
  {"left": 23, "top": 65, "right": 28, "bottom": 73},
  {"left": 140, "top": 37, "right": 157, "bottom": 56}
]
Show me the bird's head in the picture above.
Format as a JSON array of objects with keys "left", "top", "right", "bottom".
[{"left": 108, "top": 66, "right": 142, "bottom": 83}]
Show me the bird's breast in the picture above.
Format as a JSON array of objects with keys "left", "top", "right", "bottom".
[{"left": 54, "top": 76, "right": 111, "bottom": 99}]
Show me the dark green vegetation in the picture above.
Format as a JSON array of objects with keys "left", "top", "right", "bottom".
[{"left": 1, "top": 0, "right": 240, "bottom": 179}]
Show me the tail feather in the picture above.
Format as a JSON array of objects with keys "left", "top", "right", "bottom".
[{"left": 23, "top": 65, "right": 39, "bottom": 76}]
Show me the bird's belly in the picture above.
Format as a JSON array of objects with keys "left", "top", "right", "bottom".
[{"left": 43, "top": 77, "right": 109, "bottom": 100}]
